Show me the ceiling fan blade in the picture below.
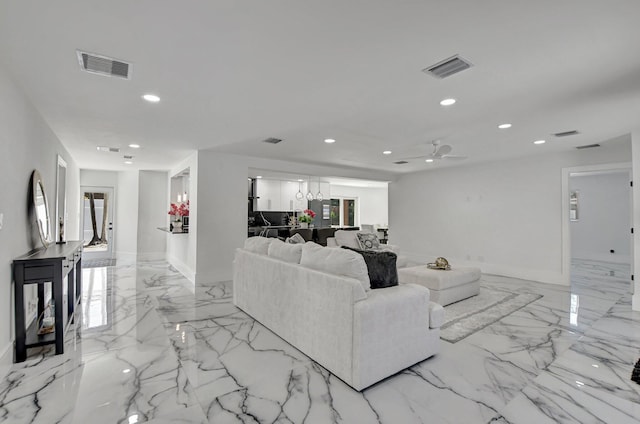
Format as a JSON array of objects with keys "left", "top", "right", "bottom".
[
  {"left": 441, "top": 155, "right": 467, "bottom": 160},
  {"left": 435, "top": 144, "right": 452, "bottom": 156},
  {"left": 399, "top": 154, "right": 432, "bottom": 160}
]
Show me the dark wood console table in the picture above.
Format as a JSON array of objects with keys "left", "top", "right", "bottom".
[{"left": 13, "top": 241, "right": 83, "bottom": 362}]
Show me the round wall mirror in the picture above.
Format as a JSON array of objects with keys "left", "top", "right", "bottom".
[{"left": 31, "top": 170, "right": 52, "bottom": 248}]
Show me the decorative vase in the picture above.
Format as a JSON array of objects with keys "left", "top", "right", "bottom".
[
  {"left": 173, "top": 220, "right": 183, "bottom": 232},
  {"left": 299, "top": 222, "right": 308, "bottom": 229}
]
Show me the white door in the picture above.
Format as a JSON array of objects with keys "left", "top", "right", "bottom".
[{"left": 81, "top": 187, "right": 114, "bottom": 260}]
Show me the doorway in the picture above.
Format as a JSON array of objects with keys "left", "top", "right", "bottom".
[
  {"left": 81, "top": 187, "right": 114, "bottom": 260},
  {"left": 562, "top": 163, "right": 632, "bottom": 287}
]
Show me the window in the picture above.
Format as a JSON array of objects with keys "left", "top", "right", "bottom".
[{"left": 330, "top": 197, "right": 357, "bottom": 227}]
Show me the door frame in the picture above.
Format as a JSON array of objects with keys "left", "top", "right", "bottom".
[
  {"left": 81, "top": 186, "right": 115, "bottom": 260},
  {"left": 561, "top": 161, "right": 632, "bottom": 285}
]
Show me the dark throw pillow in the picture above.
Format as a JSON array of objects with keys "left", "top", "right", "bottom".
[
  {"left": 342, "top": 246, "right": 398, "bottom": 289},
  {"left": 632, "top": 358, "right": 640, "bottom": 385}
]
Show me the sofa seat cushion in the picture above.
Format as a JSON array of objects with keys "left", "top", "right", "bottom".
[
  {"left": 301, "top": 242, "right": 370, "bottom": 292},
  {"left": 244, "top": 236, "right": 273, "bottom": 255},
  {"left": 342, "top": 247, "right": 398, "bottom": 289},
  {"left": 268, "top": 238, "right": 303, "bottom": 264}
]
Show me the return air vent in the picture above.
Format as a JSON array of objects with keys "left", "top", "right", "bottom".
[
  {"left": 123, "top": 155, "right": 133, "bottom": 159},
  {"left": 394, "top": 160, "right": 409, "bottom": 165},
  {"left": 423, "top": 55, "right": 472, "bottom": 79},
  {"left": 262, "top": 137, "right": 283, "bottom": 144},
  {"left": 77, "top": 50, "right": 131, "bottom": 79},
  {"left": 97, "top": 146, "right": 120, "bottom": 153},
  {"left": 576, "top": 144, "right": 600, "bottom": 150},
  {"left": 554, "top": 130, "right": 580, "bottom": 138}
]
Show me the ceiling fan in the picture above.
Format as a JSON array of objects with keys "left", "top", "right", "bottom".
[{"left": 401, "top": 140, "right": 467, "bottom": 162}]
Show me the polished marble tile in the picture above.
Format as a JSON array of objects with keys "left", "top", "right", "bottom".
[{"left": 1, "top": 259, "right": 638, "bottom": 424}]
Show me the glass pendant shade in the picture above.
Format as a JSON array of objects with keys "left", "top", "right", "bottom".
[
  {"left": 295, "top": 181, "right": 304, "bottom": 200},
  {"left": 306, "top": 177, "right": 314, "bottom": 201},
  {"left": 316, "top": 192, "right": 323, "bottom": 201}
]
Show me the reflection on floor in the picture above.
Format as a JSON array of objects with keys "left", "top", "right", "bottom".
[{"left": 1, "top": 259, "right": 638, "bottom": 423}]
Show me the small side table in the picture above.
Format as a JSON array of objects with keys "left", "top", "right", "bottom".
[{"left": 13, "top": 241, "right": 83, "bottom": 362}]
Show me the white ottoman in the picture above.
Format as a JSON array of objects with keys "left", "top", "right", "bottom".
[{"left": 398, "top": 266, "right": 481, "bottom": 306}]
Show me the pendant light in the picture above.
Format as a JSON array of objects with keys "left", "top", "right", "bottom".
[
  {"left": 295, "top": 180, "right": 304, "bottom": 200},
  {"left": 306, "top": 176, "right": 314, "bottom": 201},
  {"left": 316, "top": 178, "right": 323, "bottom": 201}
]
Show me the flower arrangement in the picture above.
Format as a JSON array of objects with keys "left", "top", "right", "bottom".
[
  {"left": 168, "top": 201, "right": 189, "bottom": 221},
  {"left": 298, "top": 209, "right": 316, "bottom": 224}
]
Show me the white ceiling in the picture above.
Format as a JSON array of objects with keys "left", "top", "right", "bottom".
[{"left": 1, "top": 1, "right": 639, "bottom": 174}]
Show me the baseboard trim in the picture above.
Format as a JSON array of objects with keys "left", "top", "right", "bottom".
[
  {"left": 401, "top": 251, "right": 566, "bottom": 286},
  {"left": 572, "top": 254, "right": 631, "bottom": 265},
  {"left": 0, "top": 342, "right": 13, "bottom": 380},
  {"left": 167, "top": 254, "right": 195, "bottom": 288}
]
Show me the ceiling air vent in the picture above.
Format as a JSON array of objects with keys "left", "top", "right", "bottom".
[
  {"left": 423, "top": 55, "right": 472, "bottom": 79},
  {"left": 97, "top": 146, "right": 120, "bottom": 153},
  {"left": 123, "top": 155, "right": 133, "bottom": 159},
  {"left": 554, "top": 130, "right": 580, "bottom": 138},
  {"left": 262, "top": 137, "right": 283, "bottom": 144},
  {"left": 77, "top": 50, "right": 131, "bottom": 79},
  {"left": 576, "top": 144, "right": 600, "bottom": 150},
  {"left": 394, "top": 160, "right": 409, "bottom": 165}
]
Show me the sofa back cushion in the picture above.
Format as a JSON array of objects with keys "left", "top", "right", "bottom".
[
  {"left": 244, "top": 236, "right": 273, "bottom": 255},
  {"left": 301, "top": 242, "right": 370, "bottom": 292},
  {"left": 334, "top": 230, "right": 361, "bottom": 249},
  {"left": 268, "top": 238, "right": 303, "bottom": 264}
]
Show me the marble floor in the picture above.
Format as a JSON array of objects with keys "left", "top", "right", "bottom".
[{"left": 1, "top": 259, "right": 639, "bottom": 423}]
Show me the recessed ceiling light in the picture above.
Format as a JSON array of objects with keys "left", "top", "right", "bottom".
[
  {"left": 256, "top": 175, "right": 262, "bottom": 179},
  {"left": 142, "top": 94, "right": 160, "bottom": 103},
  {"left": 498, "top": 123, "right": 512, "bottom": 129},
  {"left": 124, "top": 161, "right": 133, "bottom": 165},
  {"left": 129, "top": 144, "right": 140, "bottom": 148},
  {"left": 383, "top": 150, "right": 392, "bottom": 155},
  {"left": 297, "top": 179, "right": 304, "bottom": 182},
  {"left": 440, "top": 98, "right": 456, "bottom": 106},
  {"left": 425, "top": 159, "right": 434, "bottom": 163},
  {"left": 324, "top": 138, "right": 336, "bottom": 144},
  {"left": 533, "top": 140, "right": 546, "bottom": 145}
]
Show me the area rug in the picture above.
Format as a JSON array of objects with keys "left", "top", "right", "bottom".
[
  {"left": 440, "top": 288, "right": 542, "bottom": 343},
  {"left": 82, "top": 258, "right": 117, "bottom": 268}
]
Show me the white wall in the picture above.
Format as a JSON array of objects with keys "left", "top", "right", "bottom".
[
  {"left": 570, "top": 172, "right": 631, "bottom": 263},
  {"left": 195, "top": 151, "right": 246, "bottom": 283},
  {"left": 632, "top": 129, "right": 640, "bottom": 311},
  {"left": 0, "top": 65, "right": 80, "bottom": 372},
  {"left": 167, "top": 153, "right": 198, "bottom": 283},
  {"left": 330, "top": 185, "right": 388, "bottom": 228},
  {"left": 389, "top": 139, "right": 631, "bottom": 285},
  {"left": 137, "top": 171, "right": 168, "bottom": 261}
]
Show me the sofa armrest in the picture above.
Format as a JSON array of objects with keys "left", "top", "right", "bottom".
[
  {"left": 352, "top": 283, "right": 432, "bottom": 389},
  {"left": 429, "top": 301, "right": 444, "bottom": 329}
]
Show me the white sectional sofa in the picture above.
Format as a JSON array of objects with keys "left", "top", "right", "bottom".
[{"left": 233, "top": 237, "right": 442, "bottom": 391}]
